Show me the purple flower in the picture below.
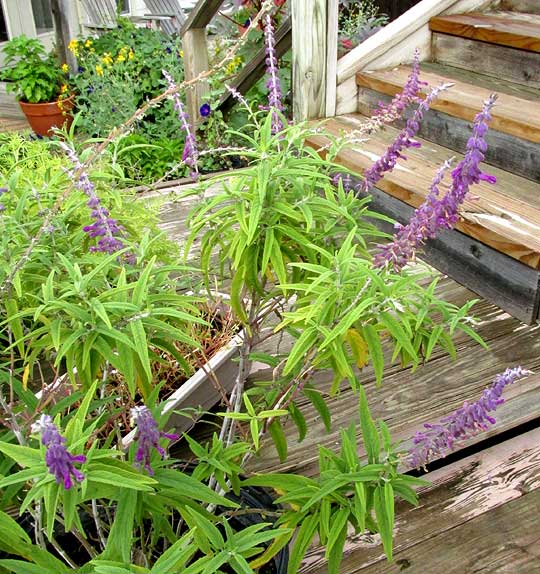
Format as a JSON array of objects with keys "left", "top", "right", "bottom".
[
  {"left": 407, "top": 367, "right": 531, "bottom": 468},
  {"left": 0, "top": 187, "right": 7, "bottom": 212},
  {"left": 31, "top": 415, "right": 86, "bottom": 489},
  {"left": 199, "top": 103, "right": 211, "bottom": 117},
  {"left": 130, "top": 406, "right": 178, "bottom": 475},
  {"left": 373, "top": 49, "right": 426, "bottom": 119},
  {"left": 59, "top": 142, "right": 126, "bottom": 255},
  {"left": 362, "top": 83, "right": 449, "bottom": 193},
  {"left": 374, "top": 94, "right": 497, "bottom": 270},
  {"left": 163, "top": 69, "right": 199, "bottom": 177},
  {"left": 263, "top": 15, "right": 283, "bottom": 134}
]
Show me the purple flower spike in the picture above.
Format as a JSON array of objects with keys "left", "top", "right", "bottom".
[
  {"left": 31, "top": 415, "right": 86, "bottom": 489},
  {"left": 130, "top": 406, "right": 178, "bottom": 475},
  {"left": 263, "top": 15, "right": 283, "bottom": 134},
  {"left": 374, "top": 94, "right": 497, "bottom": 270},
  {"left": 407, "top": 367, "right": 531, "bottom": 468},
  {"left": 59, "top": 142, "right": 126, "bottom": 255},
  {"left": 163, "top": 69, "right": 199, "bottom": 177},
  {"left": 362, "top": 83, "right": 449, "bottom": 193},
  {"left": 373, "top": 49, "right": 426, "bottom": 119}
]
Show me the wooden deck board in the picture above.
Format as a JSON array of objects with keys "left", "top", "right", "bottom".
[
  {"left": 356, "top": 64, "right": 540, "bottom": 142},
  {"left": 429, "top": 12, "right": 540, "bottom": 53},
  {"left": 307, "top": 114, "right": 540, "bottom": 268},
  {"left": 302, "top": 428, "right": 540, "bottom": 572}
]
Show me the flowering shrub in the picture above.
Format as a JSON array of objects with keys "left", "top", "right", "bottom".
[{"left": 338, "top": 0, "right": 389, "bottom": 57}]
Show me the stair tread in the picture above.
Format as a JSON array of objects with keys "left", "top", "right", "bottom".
[
  {"left": 307, "top": 114, "right": 540, "bottom": 268},
  {"left": 429, "top": 11, "right": 540, "bottom": 52},
  {"left": 356, "top": 63, "right": 540, "bottom": 143}
]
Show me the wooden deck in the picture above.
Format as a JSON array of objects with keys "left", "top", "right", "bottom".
[
  {"left": 0, "top": 116, "right": 29, "bottom": 133},
  {"left": 143, "top": 181, "right": 540, "bottom": 573}
]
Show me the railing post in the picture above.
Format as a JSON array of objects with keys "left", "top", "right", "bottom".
[
  {"left": 291, "top": 0, "right": 338, "bottom": 121},
  {"left": 182, "top": 28, "right": 210, "bottom": 125}
]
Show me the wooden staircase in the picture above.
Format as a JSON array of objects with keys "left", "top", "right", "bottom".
[{"left": 312, "top": 3, "right": 540, "bottom": 324}]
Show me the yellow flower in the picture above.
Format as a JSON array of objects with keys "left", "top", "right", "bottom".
[
  {"left": 116, "top": 53, "right": 125, "bottom": 63},
  {"left": 102, "top": 53, "right": 113, "bottom": 66},
  {"left": 119, "top": 46, "right": 127, "bottom": 54},
  {"left": 179, "top": 50, "right": 184, "bottom": 58},
  {"left": 225, "top": 56, "right": 243, "bottom": 76},
  {"left": 85, "top": 39, "right": 93, "bottom": 48},
  {"left": 128, "top": 49, "right": 134, "bottom": 60},
  {"left": 68, "top": 39, "right": 79, "bottom": 55},
  {"left": 61, "top": 63, "right": 69, "bottom": 73},
  {"left": 60, "top": 83, "right": 68, "bottom": 94},
  {"left": 95, "top": 64, "right": 103, "bottom": 76}
]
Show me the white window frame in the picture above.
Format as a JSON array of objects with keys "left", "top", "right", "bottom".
[{"left": 0, "top": 0, "right": 55, "bottom": 67}]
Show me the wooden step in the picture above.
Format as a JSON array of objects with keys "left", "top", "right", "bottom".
[
  {"left": 355, "top": 63, "right": 540, "bottom": 143},
  {"left": 429, "top": 12, "right": 540, "bottom": 52},
  {"left": 356, "top": 87, "right": 540, "bottom": 182},
  {"left": 432, "top": 32, "right": 540, "bottom": 89},
  {"left": 308, "top": 114, "right": 540, "bottom": 269}
]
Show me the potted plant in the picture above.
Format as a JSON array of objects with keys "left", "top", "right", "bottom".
[{"left": 0, "top": 35, "right": 74, "bottom": 136}]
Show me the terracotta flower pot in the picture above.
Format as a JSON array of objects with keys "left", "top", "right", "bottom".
[{"left": 18, "top": 94, "right": 75, "bottom": 137}]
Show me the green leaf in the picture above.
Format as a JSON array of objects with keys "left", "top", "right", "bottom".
[
  {"left": 374, "top": 483, "right": 395, "bottom": 561},
  {"left": 0, "top": 443, "right": 42, "bottom": 468},
  {"left": 287, "top": 514, "right": 319, "bottom": 574},
  {"left": 103, "top": 489, "right": 137, "bottom": 562},
  {"left": 289, "top": 402, "right": 307, "bottom": 442},
  {"left": 362, "top": 324, "right": 384, "bottom": 386},
  {"left": 283, "top": 327, "right": 318, "bottom": 375},
  {"left": 269, "top": 419, "right": 288, "bottom": 463},
  {"left": 303, "top": 388, "right": 331, "bottom": 432},
  {"left": 358, "top": 386, "right": 380, "bottom": 465},
  {"left": 380, "top": 312, "right": 417, "bottom": 365}
]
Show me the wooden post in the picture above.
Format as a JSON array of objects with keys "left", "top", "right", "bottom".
[
  {"left": 291, "top": 0, "right": 329, "bottom": 121},
  {"left": 326, "top": 0, "right": 339, "bottom": 118},
  {"left": 182, "top": 28, "right": 210, "bottom": 126},
  {"left": 50, "top": 0, "right": 80, "bottom": 72}
]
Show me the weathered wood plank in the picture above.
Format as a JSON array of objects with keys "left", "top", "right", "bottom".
[
  {"left": 219, "top": 19, "right": 292, "bottom": 115},
  {"left": 182, "top": 28, "right": 211, "bottom": 126},
  {"left": 356, "top": 64, "right": 540, "bottom": 142},
  {"left": 291, "top": 0, "right": 328, "bottom": 120},
  {"left": 308, "top": 115, "right": 540, "bottom": 268},
  {"left": 302, "top": 427, "right": 540, "bottom": 572},
  {"left": 356, "top": 87, "right": 540, "bottom": 182},
  {"left": 499, "top": 0, "right": 540, "bottom": 13},
  {"left": 433, "top": 32, "right": 540, "bottom": 89},
  {"left": 430, "top": 12, "right": 540, "bottom": 52}
]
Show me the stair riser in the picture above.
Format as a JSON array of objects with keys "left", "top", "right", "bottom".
[
  {"left": 433, "top": 33, "right": 540, "bottom": 90},
  {"left": 352, "top": 179, "right": 540, "bottom": 324},
  {"left": 499, "top": 0, "right": 540, "bottom": 14},
  {"left": 357, "top": 88, "right": 540, "bottom": 182}
]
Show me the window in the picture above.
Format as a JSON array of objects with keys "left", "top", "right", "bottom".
[
  {"left": 120, "top": 0, "right": 130, "bottom": 14},
  {"left": 31, "top": 0, "right": 54, "bottom": 34},
  {"left": 0, "top": 3, "right": 8, "bottom": 42}
]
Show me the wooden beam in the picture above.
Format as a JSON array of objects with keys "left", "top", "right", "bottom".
[
  {"left": 182, "top": 28, "right": 210, "bottom": 126},
  {"left": 50, "top": 0, "right": 80, "bottom": 72},
  {"left": 291, "top": 0, "right": 328, "bottom": 121},
  {"left": 181, "top": 0, "right": 224, "bottom": 32},
  {"left": 325, "top": 0, "right": 339, "bottom": 117},
  {"left": 218, "top": 18, "right": 292, "bottom": 115}
]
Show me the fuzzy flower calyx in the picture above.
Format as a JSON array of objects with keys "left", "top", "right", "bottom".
[
  {"left": 131, "top": 406, "right": 178, "bottom": 475},
  {"left": 31, "top": 415, "right": 86, "bottom": 489},
  {"left": 407, "top": 366, "right": 531, "bottom": 468},
  {"left": 263, "top": 14, "right": 283, "bottom": 134}
]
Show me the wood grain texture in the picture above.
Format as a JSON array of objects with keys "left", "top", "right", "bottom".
[
  {"left": 291, "top": 0, "right": 328, "bottom": 120},
  {"left": 356, "top": 87, "right": 540, "bottom": 182},
  {"left": 430, "top": 12, "right": 540, "bottom": 52},
  {"left": 182, "top": 28, "right": 210, "bottom": 126},
  {"left": 302, "top": 428, "right": 540, "bottom": 572},
  {"left": 350, "top": 176, "right": 540, "bottom": 322},
  {"left": 433, "top": 32, "right": 540, "bottom": 89},
  {"left": 307, "top": 114, "right": 540, "bottom": 267},
  {"left": 499, "top": 0, "right": 540, "bottom": 13},
  {"left": 356, "top": 64, "right": 540, "bottom": 142}
]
